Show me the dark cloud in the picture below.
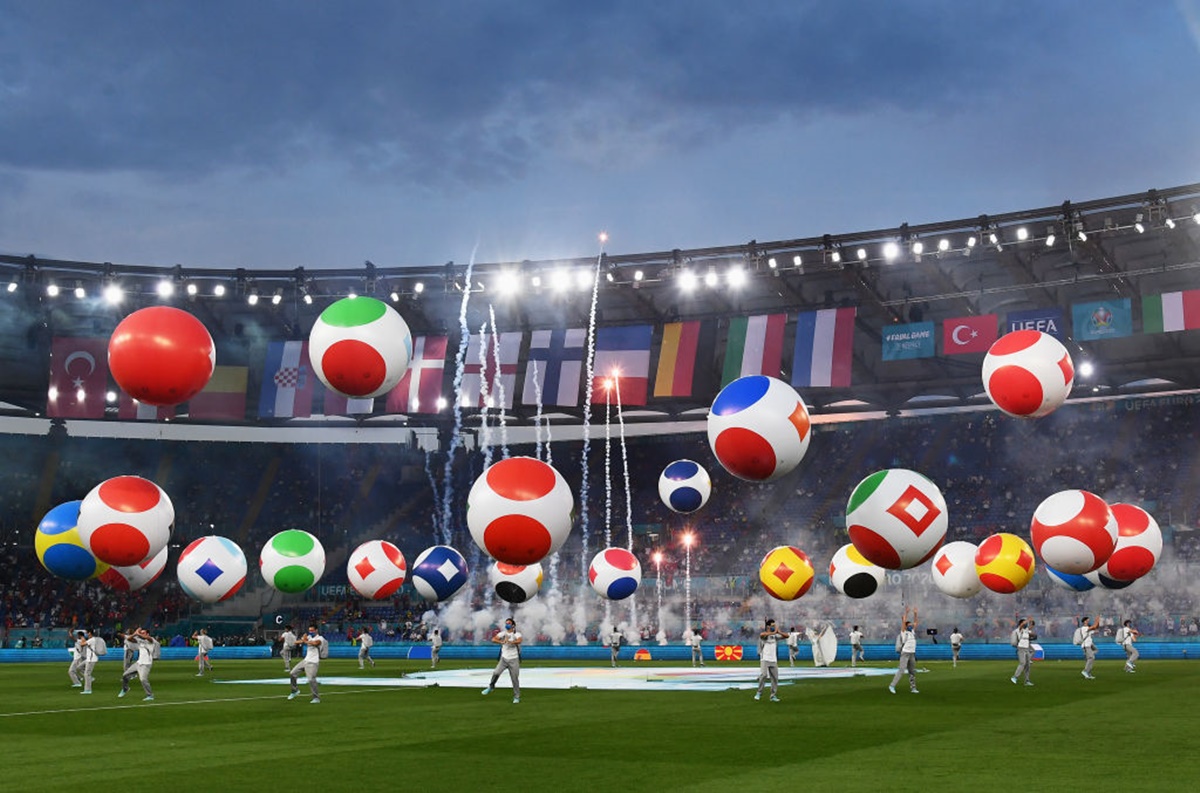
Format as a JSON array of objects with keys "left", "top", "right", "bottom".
[{"left": 1, "top": 1, "right": 1140, "bottom": 188}]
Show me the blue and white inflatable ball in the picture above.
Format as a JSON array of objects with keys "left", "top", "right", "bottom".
[
  {"left": 410, "top": 545, "right": 470, "bottom": 602},
  {"left": 1045, "top": 564, "right": 1096, "bottom": 592},
  {"left": 658, "top": 459, "right": 712, "bottom": 514}
]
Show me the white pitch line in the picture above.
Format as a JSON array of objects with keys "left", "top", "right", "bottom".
[{"left": 0, "top": 687, "right": 400, "bottom": 719}]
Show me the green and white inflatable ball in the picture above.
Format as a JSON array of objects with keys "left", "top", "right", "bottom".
[
  {"left": 260, "top": 529, "right": 326, "bottom": 594},
  {"left": 309, "top": 296, "right": 413, "bottom": 399}
]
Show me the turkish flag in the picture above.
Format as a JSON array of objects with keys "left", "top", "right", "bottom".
[
  {"left": 47, "top": 337, "right": 109, "bottom": 418},
  {"left": 943, "top": 314, "right": 998, "bottom": 355}
]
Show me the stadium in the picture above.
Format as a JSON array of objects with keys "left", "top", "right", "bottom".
[{"left": 2, "top": 182, "right": 1199, "bottom": 790}]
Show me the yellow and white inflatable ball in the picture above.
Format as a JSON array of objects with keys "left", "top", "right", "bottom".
[
  {"left": 828, "top": 543, "right": 885, "bottom": 599},
  {"left": 931, "top": 541, "right": 983, "bottom": 599}
]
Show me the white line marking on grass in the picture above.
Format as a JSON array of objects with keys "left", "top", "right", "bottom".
[{"left": 0, "top": 687, "right": 401, "bottom": 719}]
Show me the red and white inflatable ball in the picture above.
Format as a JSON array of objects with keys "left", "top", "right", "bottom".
[
  {"left": 846, "top": 468, "right": 948, "bottom": 570},
  {"left": 467, "top": 457, "right": 575, "bottom": 565},
  {"left": 982, "top": 330, "right": 1073, "bottom": 418},
  {"left": 99, "top": 545, "right": 168, "bottom": 592},
  {"left": 707, "top": 375, "right": 811, "bottom": 482},
  {"left": 347, "top": 540, "right": 408, "bottom": 600},
  {"left": 931, "top": 541, "right": 983, "bottom": 599},
  {"left": 1096, "top": 503, "right": 1162, "bottom": 582},
  {"left": 76, "top": 476, "right": 175, "bottom": 567},
  {"left": 109, "top": 307, "right": 215, "bottom": 406},
  {"left": 1029, "top": 489, "right": 1117, "bottom": 575},
  {"left": 589, "top": 548, "right": 642, "bottom": 600}
]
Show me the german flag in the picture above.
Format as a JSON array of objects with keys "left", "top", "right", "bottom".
[{"left": 653, "top": 320, "right": 716, "bottom": 398}]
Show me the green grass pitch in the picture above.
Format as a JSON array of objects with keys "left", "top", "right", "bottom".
[{"left": 0, "top": 657, "right": 1195, "bottom": 792}]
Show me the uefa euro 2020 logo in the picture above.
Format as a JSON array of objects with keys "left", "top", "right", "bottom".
[{"left": 1089, "top": 305, "right": 1113, "bottom": 333}]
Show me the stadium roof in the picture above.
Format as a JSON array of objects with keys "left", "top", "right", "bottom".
[{"left": 4, "top": 182, "right": 1200, "bottom": 425}]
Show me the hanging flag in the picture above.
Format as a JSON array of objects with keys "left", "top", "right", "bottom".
[
  {"left": 461, "top": 331, "right": 523, "bottom": 409},
  {"left": 188, "top": 366, "right": 248, "bottom": 420},
  {"left": 386, "top": 335, "right": 449, "bottom": 414},
  {"left": 720, "top": 314, "right": 786, "bottom": 387},
  {"left": 522, "top": 328, "right": 585, "bottom": 407},
  {"left": 117, "top": 391, "right": 174, "bottom": 420},
  {"left": 792, "top": 308, "right": 856, "bottom": 388},
  {"left": 1072, "top": 299, "right": 1132, "bottom": 341},
  {"left": 47, "top": 337, "right": 109, "bottom": 419},
  {"left": 258, "top": 341, "right": 316, "bottom": 419},
  {"left": 942, "top": 314, "right": 999, "bottom": 355},
  {"left": 590, "top": 324, "right": 653, "bottom": 405},
  {"left": 1005, "top": 307, "right": 1065, "bottom": 340},
  {"left": 322, "top": 389, "right": 375, "bottom": 416},
  {"left": 653, "top": 320, "right": 715, "bottom": 398},
  {"left": 881, "top": 321, "right": 935, "bottom": 361},
  {"left": 1142, "top": 290, "right": 1200, "bottom": 333}
]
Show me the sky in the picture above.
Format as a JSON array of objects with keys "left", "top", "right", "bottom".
[{"left": 2, "top": 1, "right": 1200, "bottom": 272}]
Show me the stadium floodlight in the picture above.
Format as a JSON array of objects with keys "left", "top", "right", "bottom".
[
  {"left": 792, "top": 254, "right": 802, "bottom": 267},
  {"left": 767, "top": 257, "right": 777, "bottom": 269},
  {"left": 497, "top": 270, "right": 520, "bottom": 296},
  {"left": 75, "top": 387, "right": 86, "bottom": 402},
  {"left": 551, "top": 269, "right": 570, "bottom": 293},
  {"left": 247, "top": 289, "right": 259, "bottom": 306},
  {"left": 633, "top": 270, "right": 644, "bottom": 282},
  {"left": 106, "top": 390, "right": 117, "bottom": 403},
  {"left": 413, "top": 281, "right": 424, "bottom": 294},
  {"left": 1165, "top": 217, "right": 1176, "bottom": 229},
  {"left": 855, "top": 247, "right": 868, "bottom": 261},
  {"left": 186, "top": 282, "right": 198, "bottom": 296},
  {"left": 678, "top": 270, "right": 697, "bottom": 292},
  {"left": 104, "top": 283, "right": 124, "bottom": 304},
  {"left": 212, "top": 283, "right": 226, "bottom": 297},
  {"left": 1016, "top": 226, "right": 1029, "bottom": 241},
  {"left": 1046, "top": 227, "right": 1056, "bottom": 247},
  {"left": 575, "top": 270, "right": 594, "bottom": 291},
  {"left": 1134, "top": 214, "right": 1145, "bottom": 233},
  {"left": 303, "top": 292, "right": 313, "bottom": 305},
  {"left": 271, "top": 290, "right": 282, "bottom": 305},
  {"left": 47, "top": 386, "right": 58, "bottom": 401},
  {"left": 831, "top": 249, "right": 842, "bottom": 264},
  {"left": 704, "top": 269, "right": 718, "bottom": 288},
  {"left": 6, "top": 280, "right": 16, "bottom": 293},
  {"left": 1077, "top": 228, "right": 1088, "bottom": 242},
  {"left": 911, "top": 241, "right": 924, "bottom": 256},
  {"left": 966, "top": 235, "right": 977, "bottom": 248},
  {"left": 882, "top": 241, "right": 899, "bottom": 261},
  {"left": 435, "top": 396, "right": 447, "bottom": 410},
  {"left": 726, "top": 265, "right": 746, "bottom": 288},
  {"left": 46, "top": 282, "right": 59, "bottom": 297},
  {"left": 390, "top": 290, "right": 400, "bottom": 302},
  {"left": 531, "top": 274, "right": 542, "bottom": 288},
  {"left": 347, "top": 290, "right": 358, "bottom": 299},
  {"left": 74, "top": 282, "right": 86, "bottom": 299},
  {"left": 157, "top": 279, "right": 174, "bottom": 298},
  {"left": 938, "top": 238, "right": 951, "bottom": 252},
  {"left": 1079, "top": 360, "right": 1095, "bottom": 378}
]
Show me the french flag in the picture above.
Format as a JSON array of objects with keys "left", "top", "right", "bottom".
[
  {"left": 791, "top": 308, "right": 856, "bottom": 388},
  {"left": 590, "top": 325, "right": 653, "bottom": 405}
]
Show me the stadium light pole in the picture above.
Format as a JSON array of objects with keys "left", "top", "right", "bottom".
[
  {"left": 652, "top": 550, "right": 664, "bottom": 640},
  {"left": 682, "top": 532, "right": 695, "bottom": 637}
]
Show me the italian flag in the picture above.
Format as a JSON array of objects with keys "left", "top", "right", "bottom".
[
  {"left": 720, "top": 313, "right": 786, "bottom": 387},
  {"left": 1143, "top": 290, "right": 1200, "bottom": 333}
]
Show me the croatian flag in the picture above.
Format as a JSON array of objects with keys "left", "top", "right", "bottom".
[
  {"left": 461, "top": 331, "right": 523, "bottom": 409},
  {"left": 258, "top": 341, "right": 316, "bottom": 419},
  {"left": 522, "top": 328, "right": 585, "bottom": 407},
  {"left": 791, "top": 308, "right": 856, "bottom": 388},
  {"left": 590, "top": 324, "right": 653, "bottom": 405},
  {"left": 386, "top": 336, "right": 448, "bottom": 414}
]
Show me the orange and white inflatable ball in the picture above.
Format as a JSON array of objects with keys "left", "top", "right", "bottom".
[{"left": 982, "top": 330, "right": 1074, "bottom": 418}]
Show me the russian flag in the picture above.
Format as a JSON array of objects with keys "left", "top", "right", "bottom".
[
  {"left": 791, "top": 308, "right": 855, "bottom": 388},
  {"left": 590, "top": 325, "right": 653, "bottom": 405}
]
